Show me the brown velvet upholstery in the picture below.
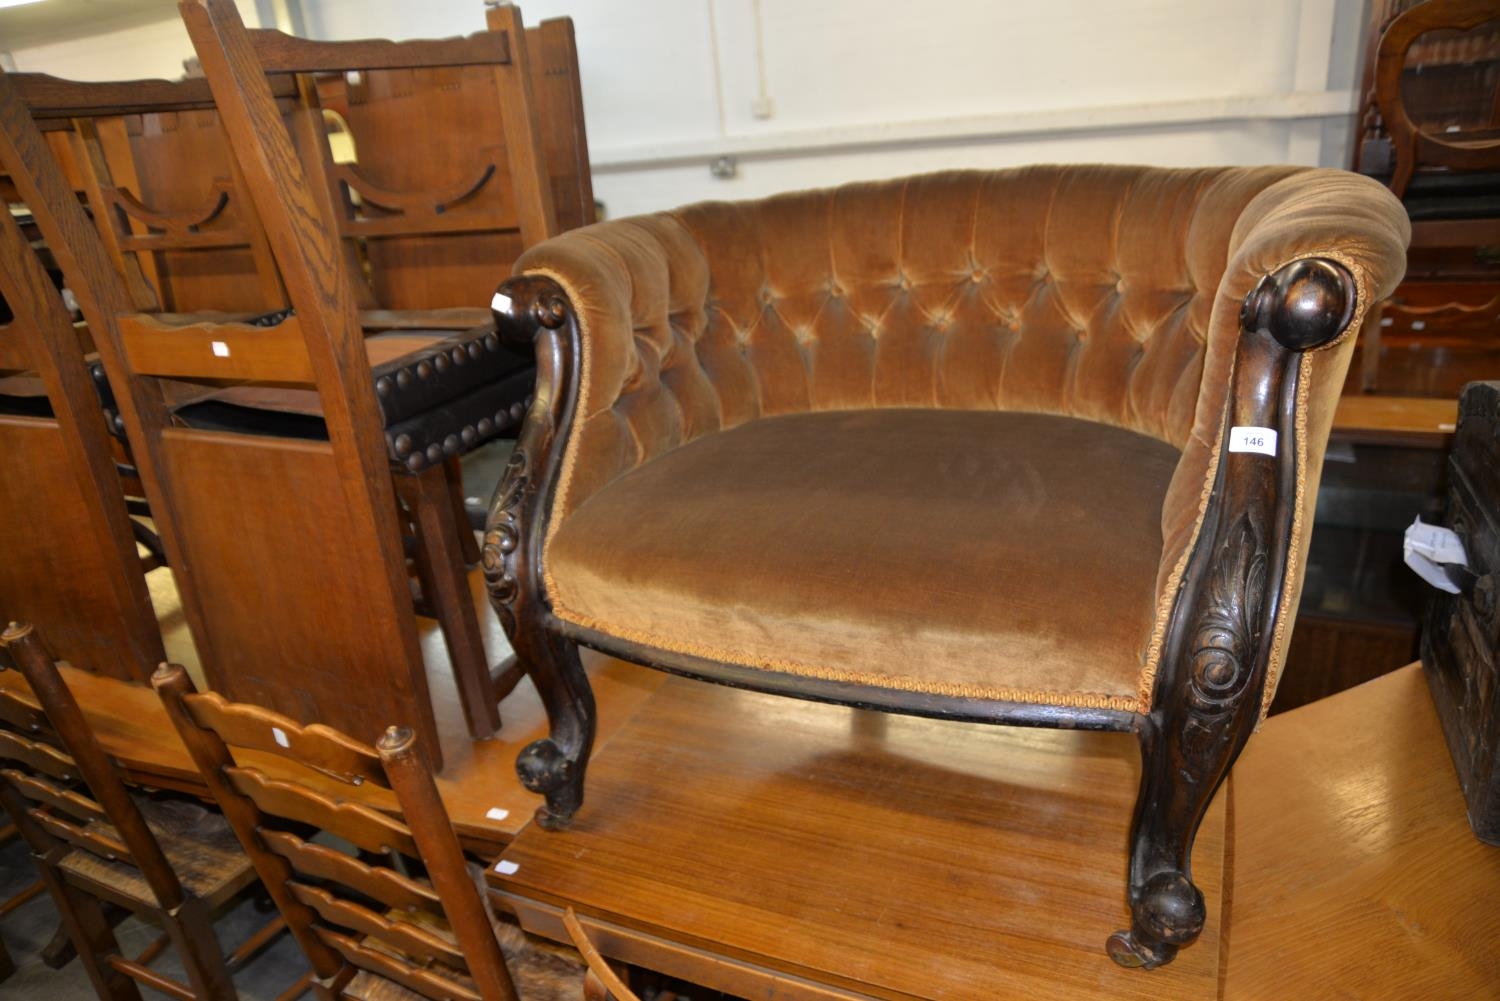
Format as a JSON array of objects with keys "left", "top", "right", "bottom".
[
  {"left": 518, "top": 166, "right": 1411, "bottom": 712},
  {"left": 548, "top": 409, "right": 1179, "bottom": 709}
]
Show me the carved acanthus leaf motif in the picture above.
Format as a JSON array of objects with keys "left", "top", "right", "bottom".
[
  {"left": 1179, "top": 515, "right": 1266, "bottom": 763},
  {"left": 482, "top": 448, "right": 530, "bottom": 632}
]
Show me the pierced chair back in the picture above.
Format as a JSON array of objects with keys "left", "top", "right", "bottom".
[
  {"left": 12, "top": 72, "right": 293, "bottom": 315},
  {"left": 153, "top": 662, "right": 521, "bottom": 1001},
  {"left": 306, "top": 6, "right": 572, "bottom": 318}
]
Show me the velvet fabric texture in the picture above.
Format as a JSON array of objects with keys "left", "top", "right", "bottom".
[
  {"left": 548, "top": 410, "right": 1179, "bottom": 709},
  {"left": 518, "top": 166, "right": 1410, "bottom": 712}
]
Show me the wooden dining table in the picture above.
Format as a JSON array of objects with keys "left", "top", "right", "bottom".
[{"left": 5, "top": 560, "right": 1495, "bottom": 998}]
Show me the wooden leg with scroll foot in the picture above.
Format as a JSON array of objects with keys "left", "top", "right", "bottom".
[{"left": 512, "top": 632, "right": 595, "bottom": 829}]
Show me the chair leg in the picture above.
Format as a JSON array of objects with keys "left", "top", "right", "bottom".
[
  {"left": 37, "top": 867, "right": 143, "bottom": 1001},
  {"left": 0, "top": 937, "right": 13, "bottom": 983},
  {"left": 162, "top": 899, "right": 238, "bottom": 1000},
  {"left": 1109, "top": 518, "right": 1270, "bottom": 969},
  {"left": 513, "top": 631, "right": 596, "bottom": 829},
  {"left": 401, "top": 467, "right": 502, "bottom": 739},
  {"left": 443, "top": 456, "right": 481, "bottom": 565}
]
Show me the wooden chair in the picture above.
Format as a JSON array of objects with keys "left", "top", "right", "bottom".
[
  {"left": 152, "top": 660, "right": 578, "bottom": 1000},
  {"left": 6, "top": 71, "right": 528, "bottom": 745},
  {"left": 306, "top": 7, "right": 587, "bottom": 321},
  {"left": 1351, "top": 0, "right": 1500, "bottom": 395},
  {"left": 0, "top": 167, "right": 165, "bottom": 683},
  {"left": 0, "top": 4, "right": 576, "bottom": 753},
  {"left": 0, "top": 622, "right": 293, "bottom": 1000}
]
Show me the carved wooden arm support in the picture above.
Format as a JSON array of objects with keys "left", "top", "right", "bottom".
[
  {"left": 1109, "top": 257, "right": 1357, "bottom": 969},
  {"left": 482, "top": 274, "right": 594, "bottom": 826}
]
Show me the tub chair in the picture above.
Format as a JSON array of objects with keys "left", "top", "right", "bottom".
[{"left": 482, "top": 165, "right": 1409, "bottom": 967}]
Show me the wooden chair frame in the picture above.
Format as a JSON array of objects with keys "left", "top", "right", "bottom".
[
  {"left": 153, "top": 661, "right": 521, "bottom": 1001},
  {"left": 483, "top": 252, "right": 1373, "bottom": 971},
  {"left": 0, "top": 623, "right": 288, "bottom": 1000},
  {"left": 0, "top": 168, "right": 164, "bottom": 683}
]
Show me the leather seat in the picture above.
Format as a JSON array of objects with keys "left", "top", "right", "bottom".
[
  {"left": 165, "top": 327, "right": 534, "bottom": 470},
  {"left": 547, "top": 408, "right": 1177, "bottom": 708}
]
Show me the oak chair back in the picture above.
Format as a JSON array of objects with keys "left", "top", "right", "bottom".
[
  {"left": 12, "top": 72, "right": 293, "bottom": 315},
  {"left": 0, "top": 168, "right": 164, "bottom": 682},
  {"left": 1375, "top": 0, "right": 1500, "bottom": 198},
  {"left": 307, "top": 7, "right": 577, "bottom": 315},
  {"left": 153, "top": 662, "right": 521, "bottom": 1001},
  {"left": 0, "top": 3, "right": 464, "bottom": 760}
]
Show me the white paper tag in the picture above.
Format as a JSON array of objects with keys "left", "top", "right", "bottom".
[
  {"left": 1228, "top": 426, "right": 1277, "bottom": 457},
  {"left": 1404, "top": 517, "right": 1469, "bottom": 595},
  {"left": 485, "top": 807, "right": 510, "bottom": 821},
  {"left": 211, "top": 340, "right": 231, "bottom": 358},
  {"left": 271, "top": 726, "right": 289, "bottom": 748},
  {"left": 493, "top": 859, "right": 520, "bottom": 875},
  {"left": 490, "top": 291, "right": 512, "bottom": 313}
]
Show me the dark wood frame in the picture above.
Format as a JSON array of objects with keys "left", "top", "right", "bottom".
[{"left": 482, "top": 260, "right": 1359, "bottom": 969}]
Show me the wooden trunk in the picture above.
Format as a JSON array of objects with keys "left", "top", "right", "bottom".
[{"left": 1423, "top": 380, "right": 1500, "bottom": 844}]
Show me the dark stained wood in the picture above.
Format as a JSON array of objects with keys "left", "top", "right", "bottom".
[
  {"left": 1422, "top": 380, "right": 1500, "bottom": 842},
  {"left": 526, "top": 19, "right": 596, "bottom": 237},
  {"left": 491, "top": 676, "right": 1226, "bottom": 1000},
  {"left": 153, "top": 663, "right": 522, "bottom": 1001},
  {"left": 1224, "top": 664, "right": 1500, "bottom": 999}
]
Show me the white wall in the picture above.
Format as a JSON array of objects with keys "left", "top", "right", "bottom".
[
  {"left": 6, "top": 0, "right": 1370, "bottom": 219},
  {"left": 3, "top": 0, "right": 264, "bottom": 81}
]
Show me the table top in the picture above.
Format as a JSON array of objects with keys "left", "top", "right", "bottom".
[
  {"left": 1331, "top": 394, "right": 1459, "bottom": 446},
  {"left": 0, "top": 564, "right": 666, "bottom": 852},
  {"left": 1224, "top": 663, "right": 1500, "bottom": 1000},
  {"left": 489, "top": 676, "right": 1227, "bottom": 1001}
]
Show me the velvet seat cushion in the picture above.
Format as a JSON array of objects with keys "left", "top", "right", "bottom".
[{"left": 545, "top": 409, "right": 1181, "bottom": 712}]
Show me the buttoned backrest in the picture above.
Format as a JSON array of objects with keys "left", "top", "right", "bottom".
[{"left": 521, "top": 165, "right": 1309, "bottom": 522}]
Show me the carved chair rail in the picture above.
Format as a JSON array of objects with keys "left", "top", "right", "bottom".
[{"left": 483, "top": 165, "right": 1410, "bottom": 969}]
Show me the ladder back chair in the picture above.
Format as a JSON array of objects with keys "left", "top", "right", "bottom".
[
  {"left": 0, "top": 623, "right": 291, "bottom": 1001},
  {"left": 153, "top": 661, "right": 555, "bottom": 1001},
  {"left": 0, "top": 171, "right": 165, "bottom": 682}
]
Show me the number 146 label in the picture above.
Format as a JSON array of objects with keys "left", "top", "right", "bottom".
[{"left": 1229, "top": 426, "right": 1278, "bottom": 457}]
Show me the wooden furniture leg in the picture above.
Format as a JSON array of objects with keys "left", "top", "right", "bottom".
[
  {"left": 444, "top": 457, "right": 481, "bottom": 565},
  {"left": 400, "top": 466, "right": 501, "bottom": 738}
]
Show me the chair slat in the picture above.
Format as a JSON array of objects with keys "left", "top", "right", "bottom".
[
  {"left": 289, "top": 882, "right": 465, "bottom": 968},
  {"left": 0, "top": 687, "right": 50, "bottom": 736},
  {"left": 9, "top": 72, "right": 296, "bottom": 118},
  {"left": 248, "top": 28, "right": 510, "bottom": 74},
  {"left": 317, "top": 928, "right": 483, "bottom": 1001},
  {"left": 1, "top": 769, "right": 107, "bottom": 826},
  {"left": 260, "top": 829, "right": 439, "bottom": 913},
  {"left": 0, "top": 730, "right": 75, "bottom": 781},
  {"left": 117, "top": 313, "right": 313, "bottom": 383},
  {"left": 184, "top": 692, "right": 388, "bottom": 788},
  {"left": 223, "top": 766, "right": 416, "bottom": 856},
  {"left": 29, "top": 808, "right": 130, "bottom": 860}
]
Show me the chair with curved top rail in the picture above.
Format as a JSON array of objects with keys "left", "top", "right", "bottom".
[{"left": 481, "top": 164, "right": 1410, "bottom": 968}]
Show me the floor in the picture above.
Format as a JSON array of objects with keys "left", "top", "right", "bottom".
[{"left": 0, "top": 830, "right": 311, "bottom": 999}]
